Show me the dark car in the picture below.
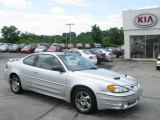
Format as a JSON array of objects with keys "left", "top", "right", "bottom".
[
  {"left": 0, "top": 43, "right": 12, "bottom": 52},
  {"left": 87, "top": 49, "right": 106, "bottom": 64},
  {"left": 91, "top": 43, "right": 102, "bottom": 48},
  {"left": 8, "top": 44, "right": 21, "bottom": 53},
  {"left": 38, "top": 43, "right": 50, "bottom": 49},
  {"left": 21, "top": 44, "right": 37, "bottom": 53},
  {"left": 105, "top": 47, "right": 123, "bottom": 58}
]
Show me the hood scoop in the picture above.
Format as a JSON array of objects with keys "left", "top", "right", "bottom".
[
  {"left": 114, "top": 77, "right": 120, "bottom": 80},
  {"left": 114, "top": 75, "right": 128, "bottom": 80}
]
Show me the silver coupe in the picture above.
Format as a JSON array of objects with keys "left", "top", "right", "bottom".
[{"left": 5, "top": 52, "right": 142, "bottom": 114}]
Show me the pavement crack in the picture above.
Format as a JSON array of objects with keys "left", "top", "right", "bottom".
[
  {"left": 72, "top": 112, "right": 79, "bottom": 120},
  {"left": 34, "top": 101, "right": 63, "bottom": 120},
  {"left": 142, "top": 96, "right": 160, "bottom": 100}
]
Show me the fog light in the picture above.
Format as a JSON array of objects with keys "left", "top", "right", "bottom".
[{"left": 121, "top": 104, "right": 128, "bottom": 109}]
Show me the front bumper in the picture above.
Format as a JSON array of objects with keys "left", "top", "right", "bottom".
[
  {"left": 96, "top": 88, "right": 142, "bottom": 110},
  {"left": 156, "top": 61, "right": 160, "bottom": 67}
]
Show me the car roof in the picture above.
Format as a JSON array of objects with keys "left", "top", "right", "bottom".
[
  {"left": 37, "top": 52, "right": 64, "bottom": 55},
  {"left": 24, "top": 52, "right": 64, "bottom": 58}
]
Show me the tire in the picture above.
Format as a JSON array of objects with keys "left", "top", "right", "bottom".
[
  {"left": 10, "top": 75, "right": 23, "bottom": 94},
  {"left": 157, "top": 67, "right": 160, "bottom": 70},
  {"left": 72, "top": 87, "right": 97, "bottom": 114}
]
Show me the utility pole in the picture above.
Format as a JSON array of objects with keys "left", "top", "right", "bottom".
[{"left": 65, "top": 23, "right": 74, "bottom": 44}]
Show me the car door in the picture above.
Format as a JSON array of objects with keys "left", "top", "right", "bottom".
[
  {"left": 30, "top": 54, "right": 67, "bottom": 100},
  {"left": 21, "top": 54, "right": 37, "bottom": 90}
]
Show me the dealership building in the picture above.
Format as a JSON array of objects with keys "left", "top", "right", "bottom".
[{"left": 123, "top": 7, "right": 160, "bottom": 60}]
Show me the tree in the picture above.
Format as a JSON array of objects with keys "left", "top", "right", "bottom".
[
  {"left": 108, "top": 27, "right": 124, "bottom": 45},
  {"left": 1, "top": 25, "right": 20, "bottom": 43},
  {"left": 91, "top": 24, "right": 102, "bottom": 44},
  {"left": 102, "top": 37, "right": 111, "bottom": 47},
  {"left": 76, "top": 32, "right": 93, "bottom": 44}
]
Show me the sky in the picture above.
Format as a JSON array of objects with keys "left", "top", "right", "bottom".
[{"left": 0, "top": 0, "right": 159, "bottom": 36}]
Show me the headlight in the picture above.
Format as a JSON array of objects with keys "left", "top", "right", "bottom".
[{"left": 107, "top": 85, "right": 129, "bottom": 93}]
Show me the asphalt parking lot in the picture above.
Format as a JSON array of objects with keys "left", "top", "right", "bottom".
[{"left": 0, "top": 53, "right": 160, "bottom": 120}]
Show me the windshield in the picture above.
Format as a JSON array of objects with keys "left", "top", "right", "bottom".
[
  {"left": 58, "top": 54, "right": 98, "bottom": 71},
  {"left": 37, "top": 46, "right": 45, "bottom": 49},
  {"left": 92, "top": 49, "right": 102, "bottom": 54},
  {"left": 103, "top": 48, "right": 110, "bottom": 52},
  {"left": 24, "top": 45, "right": 30, "bottom": 48},
  {"left": 82, "top": 50, "right": 92, "bottom": 55}
]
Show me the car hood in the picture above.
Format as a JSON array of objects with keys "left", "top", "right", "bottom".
[{"left": 73, "top": 68, "right": 137, "bottom": 86}]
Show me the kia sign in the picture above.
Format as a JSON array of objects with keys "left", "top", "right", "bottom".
[{"left": 134, "top": 13, "right": 158, "bottom": 28}]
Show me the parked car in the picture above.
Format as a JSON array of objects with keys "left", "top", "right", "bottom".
[
  {"left": 76, "top": 43, "right": 83, "bottom": 49},
  {"left": 65, "top": 49, "right": 98, "bottom": 64},
  {"left": 156, "top": 54, "right": 160, "bottom": 70},
  {"left": 97, "top": 49, "right": 114, "bottom": 61},
  {"left": 50, "top": 43, "right": 63, "bottom": 51},
  {"left": 0, "top": 44, "right": 8, "bottom": 52},
  {"left": 8, "top": 44, "right": 21, "bottom": 53},
  {"left": 87, "top": 49, "right": 106, "bottom": 64},
  {"left": 47, "top": 46, "right": 62, "bottom": 52},
  {"left": 67, "top": 44, "right": 74, "bottom": 49},
  {"left": 105, "top": 47, "right": 123, "bottom": 58},
  {"left": 59, "top": 43, "right": 66, "bottom": 49},
  {"left": 84, "top": 44, "right": 91, "bottom": 49},
  {"left": 19, "top": 44, "right": 26, "bottom": 49},
  {"left": 34, "top": 45, "right": 47, "bottom": 53},
  {"left": 5, "top": 52, "right": 142, "bottom": 114},
  {"left": 120, "top": 45, "right": 124, "bottom": 55},
  {"left": 0, "top": 44, "right": 11, "bottom": 52},
  {"left": 21, "top": 44, "right": 37, "bottom": 53},
  {"left": 40, "top": 43, "right": 50, "bottom": 49},
  {"left": 91, "top": 43, "right": 102, "bottom": 48}
]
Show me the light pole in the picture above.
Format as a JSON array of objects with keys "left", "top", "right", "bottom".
[{"left": 65, "top": 23, "right": 74, "bottom": 44}]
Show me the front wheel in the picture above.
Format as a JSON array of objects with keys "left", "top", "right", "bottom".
[
  {"left": 72, "top": 88, "right": 97, "bottom": 114},
  {"left": 10, "top": 75, "right": 23, "bottom": 94}
]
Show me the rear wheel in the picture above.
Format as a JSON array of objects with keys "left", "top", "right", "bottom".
[
  {"left": 10, "top": 75, "right": 23, "bottom": 94},
  {"left": 157, "top": 67, "right": 160, "bottom": 70},
  {"left": 72, "top": 87, "right": 97, "bottom": 114}
]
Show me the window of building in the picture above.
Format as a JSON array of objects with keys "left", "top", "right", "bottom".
[{"left": 130, "top": 35, "right": 160, "bottom": 59}]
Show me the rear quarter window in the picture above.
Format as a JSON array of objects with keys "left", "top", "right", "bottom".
[{"left": 23, "top": 55, "right": 36, "bottom": 66}]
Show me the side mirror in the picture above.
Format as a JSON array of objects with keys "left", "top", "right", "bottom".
[{"left": 52, "top": 66, "right": 65, "bottom": 72}]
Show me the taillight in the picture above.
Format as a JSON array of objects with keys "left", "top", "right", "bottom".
[{"left": 89, "top": 56, "right": 93, "bottom": 59}]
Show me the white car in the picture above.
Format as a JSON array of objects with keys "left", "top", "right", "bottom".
[
  {"left": 34, "top": 46, "right": 47, "bottom": 53},
  {"left": 65, "top": 49, "right": 98, "bottom": 64},
  {"left": 156, "top": 54, "right": 160, "bottom": 70},
  {"left": 5, "top": 52, "right": 142, "bottom": 114},
  {"left": 97, "top": 49, "right": 113, "bottom": 61}
]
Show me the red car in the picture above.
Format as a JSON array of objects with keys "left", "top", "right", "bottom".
[
  {"left": 47, "top": 46, "right": 62, "bottom": 52},
  {"left": 21, "top": 45, "right": 37, "bottom": 53}
]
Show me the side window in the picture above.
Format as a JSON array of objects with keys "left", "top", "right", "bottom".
[
  {"left": 35, "top": 54, "right": 62, "bottom": 70},
  {"left": 23, "top": 55, "right": 36, "bottom": 66}
]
